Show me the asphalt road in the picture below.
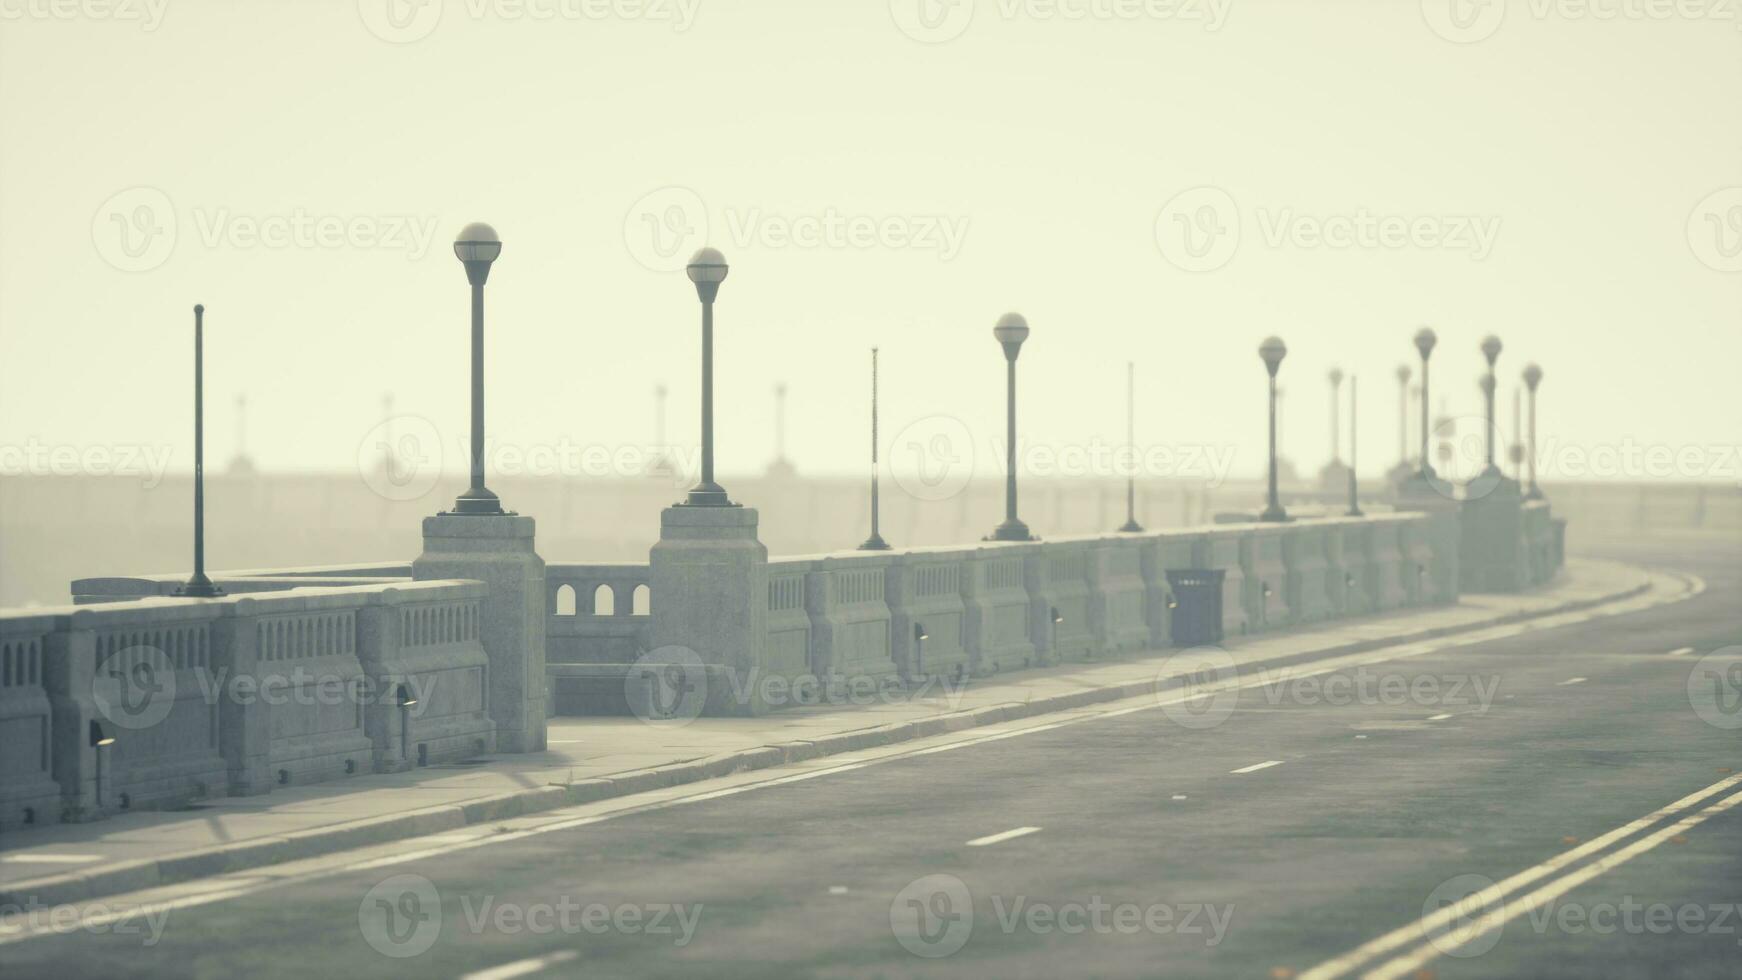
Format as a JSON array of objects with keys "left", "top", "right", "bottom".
[{"left": 4, "top": 533, "right": 1738, "bottom": 980}]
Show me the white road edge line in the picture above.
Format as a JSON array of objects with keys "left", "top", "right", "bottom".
[
  {"left": 460, "top": 950, "right": 579, "bottom": 980},
  {"left": 1667, "top": 647, "right": 1694, "bottom": 657},
  {"left": 1296, "top": 771, "right": 1742, "bottom": 980},
  {"left": 1427, "top": 713, "right": 1453, "bottom": 722},
  {"left": 0, "top": 854, "right": 103, "bottom": 864},
  {"left": 1557, "top": 677, "right": 1588, "bottom": 686},
  {"left": 966, "top": 826, "right": 1041, "bottom": 847},
  {"left": 0, "top": 570, "right": 1699, "bottom": 948},
  {"left": 1230, "top": 761, "right": 1284, "bottom": 774},
  {"left": 1363, "top": 789, "right": 1742, "bottom": 980}
]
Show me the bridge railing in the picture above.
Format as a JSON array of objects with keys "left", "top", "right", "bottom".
[{"left": 0, "top": 579, "right": 494, "bottom": 830}]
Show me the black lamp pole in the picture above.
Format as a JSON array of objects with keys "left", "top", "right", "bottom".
[
  {"left": 178, "top": 304, "right": 222, "bottom": 598},
  {"left": 684, "top": 248, "right": 733, "bottom": 507},
  {"left": 1259, "top": 336, "right": 1289, "bottom": 523},
  {"left": 1414, "top": 327, "right": 1438, "bottom": 479},
  {"left": 450, "top": 222, "right": 506, "bottom": 516},
  {"left": 1480, "top": 335, "right": 1504, "bottom": 477},
  {"left": 988, "top": 313, "right": 1033, "bottom": 541},
  {"left": 1523, "top": 363, "right": 1544, "bottom": 499},
  {"left": 1347, "top": 374, "right": 1363, "bottom": 517},
  {"left": 1119, "top": 360, "right": 1143, "bottom": 533},
  {"left": 860, "top": 347, "right": 890, "bottom": 550}
]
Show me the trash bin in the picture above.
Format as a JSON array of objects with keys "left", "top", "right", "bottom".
[{"left": 1165, "top": 569, "right": 1225, "bottom": 647}]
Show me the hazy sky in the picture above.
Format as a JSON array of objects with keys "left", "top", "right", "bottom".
[{"left": 2, "top": 0, "right": 1738, "bottom": 490}]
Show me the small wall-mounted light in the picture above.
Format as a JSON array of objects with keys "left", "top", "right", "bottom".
[
  {"left": 1051, "top": 608, "right": 1065, "bottom": 625},
  {"left": 89, "top": 720, "right": 114, "bottom": 747},
  {"left": 1345, "top": 573, "right": 1356, "bottom": 587},
  {"left": 1261, "top": 583, "right": 1273, "bottom": 598},
  {"left": 1166, "top": 594, "right": 1178, "bottom": 611},
  {"left": 397, "top": 684, "right": 418, "bottom": 708}
]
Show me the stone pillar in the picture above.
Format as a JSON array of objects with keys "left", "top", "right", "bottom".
[
  {"left": 211, "top": 600, "right": 271, "bottom": 795},
  {"left": 649, "top": 505, "right": 767, "bottom": 716},
  {"left": 413, "top": 515, "right": 546, "bottom": 752},
  {"left": 1459, "top": 479, "right": 1527, "bottom": 593},
  {"left": 1394, "top": 479, "right": 1463, "bottom": 603}
]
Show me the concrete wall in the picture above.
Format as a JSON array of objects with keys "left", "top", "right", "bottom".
[{"left": 0, "top": 580, "right": 494, "bottom": 831}]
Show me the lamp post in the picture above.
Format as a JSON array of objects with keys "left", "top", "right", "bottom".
[
  {"left": 859, "top": 347, "right": 891, "bottom": 550},
  {"left": 1394, "top": 364, "right": 1412, "bottom": 469},
  {"left": 988, "top": 313, "right": 1034, "bottom": 541},
  {"left": 1328, "top": 367, "right": 1344, "bottom": 464},
  {"left": 1523, "top": 363, "right": 1544, "bottom": 499},
  {"left": 1347, "top": 374, "right": 1363, "bottom": 517},
  {"left": 1119, "top": 360, "right": 1143, "bottom": 533},
  {"left": 1259, "top": 336, "right": 1289, "bottom": 523},
  {"left": 448, "top": 223, "right": 506, "bottom": 516},
  {"left": 1413, "top": 328, "right": 1438, "bottom": 478},
  {"left": 683, "top": 247, "right": 733, "bottom": 507},
  {"left": 1479, "top": 334, "right": 1504, "bottom": 477},
  {"left": 177, "top": 304, "right": 222, "bottom": 598},
  {"left": 1510, "top": 385, "right": 1524, "bottom": 483}
]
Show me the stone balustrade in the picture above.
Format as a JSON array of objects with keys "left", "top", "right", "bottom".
[{"left": 0, "top": 579, "right": 493, "bottom": 830}]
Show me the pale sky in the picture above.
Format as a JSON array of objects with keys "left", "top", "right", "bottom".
[{"left": 2, "top": 0, "right": 1738, "bottom": 489}]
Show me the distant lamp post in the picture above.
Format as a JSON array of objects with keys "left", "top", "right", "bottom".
[
  {"left": 1479, "top": 334, "right": 1504, "bottom": 477},
  {"left": 1327, "top": 367, "right": 1345, "bottom": 464},
  {"left": 1347, "top": 374, "right": 1363, "bottom": 517},
  {"left": 987, "top": 313, "right": 1034, "bottom": 541},
  {"left": 1509, "top": 385, "right": 1525, "bottom": 482},
  {"left": 1394, "top": 364, "right": 1412, "bottom": 469},
  {"left": 859, "top": 347, "right": 891, "bottom": 550},
  {"left": 683, "top": 247, "right": 734, "bottom": 507},
  {"left": 176, "top": 304, "right": 223, "bottom": 598},
  {"left": 448, "top": 222, "right": 507, "bottom": 516},
  {"left": 1118, "top": 361, "right": 1143, "bottom": 533},
  {"left": 1413, "top": 328, "right": 1438, "bottom": 478},
  {"left": 1523, "top": 363, "right": 1544, "bottom": 499},
  {"left": 1259, "top": 336, "right": 1289, "bottom": 522},
  {"left": 914, "top": 622, "right": 929, "bottom": 676}
]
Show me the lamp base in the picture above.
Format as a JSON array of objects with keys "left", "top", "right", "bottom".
[
  {"left": 986, "top": 519, "right": 1036, "bottom": 542},
  {"left": 858, "top": 533, "right": 892, "bottom": 551},
  {"left": 680, "top": 482, "right": 737, "bottom": 508},
  {"left": 175, "top": 574, "right": 224, "bottom": 599},
  {"left": 446, "top": 486, "right": 508, "bottom": 516},
  {"left": 1117, "top": 519, "right": 1145, "bottom": 533},
  {"left": 1258, "top": 505, "right": 1292, "bottom": 523}
]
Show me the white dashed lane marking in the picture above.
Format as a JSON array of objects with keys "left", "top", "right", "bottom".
[
  {"left": 1230, "top": 761, "right": 1285, "bottom": 774},
  {"left": 966, "top": 826, "right": 1041, "bottom": 847}
]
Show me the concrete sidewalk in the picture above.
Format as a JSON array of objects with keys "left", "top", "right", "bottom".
[{"left": 0, "top": 559, "right": 1665, "bottom": 909}]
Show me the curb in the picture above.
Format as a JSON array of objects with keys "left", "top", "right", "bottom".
[{"left": 0, "top": 569, "right": 1660, "bottom": 911}]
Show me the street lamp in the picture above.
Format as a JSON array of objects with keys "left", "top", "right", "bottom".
[
  {"left": 1259, "top": 336, "right": 1289, "bottom": 523},
  {"left": 859, "top": 347, "right": 891, "bottom": 550},
  {"left": 683, "top": 247, "right": 734, "bottom": 507},
  {"left": 1479, "top": 334, "right": 1504, "bottom": 477},
  {"left": 1119, "top": 360, "right": 1143, "bottom": 533},
  {"left": 1347, "top": 374, "right": 1363, "bottom": 517},
  {"left": 1394, "top": 364, "right": 1412, "bottom": 469},
  {"left": 988, "top": 313, "right": 1035, "bottom": 541},
  {"left": 1328, "top": 367, "right": 1345, "bottom": 464},
  {"left": 448, "top": 222, "right": 506, "bottom": 516},
  {"left": 177, "top": 304, "right": 223, "bottom": 598},
  {"left": 1413, "top": 327, "right": 1438, "bottom": 479},
  {"left": 1523, "top": 363, "right": 1544, "bottom": 499}
]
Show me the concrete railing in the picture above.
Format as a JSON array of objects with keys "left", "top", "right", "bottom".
[
  {"left": 0, "top": 580, "right": 494, "bottom": 831},
  {"left": 639, "top": 512, "right": 1461, "bottom": 717}
]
